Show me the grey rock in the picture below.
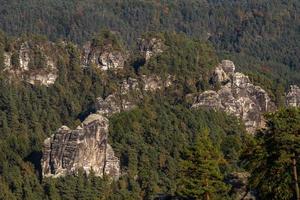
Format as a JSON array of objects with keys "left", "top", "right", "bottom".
[
  {"left": 221, "top": 60, "right": 236, "bottom": 76},
  {"left": 191, "top": 90, "right": 223, "bottom": 109},
  {"left": 192, "top": 60, "right": 275, "bottom": 133},
  {"left": 19, "top": 42, "right": 30, "bottom": 70},
  {"left": 120, "top": 77, "right": 140, "bottom": 95},
  {"left": 2, "top": 41, "right": 58, "bottom": 86},
  {"left": 286, "top": 85, "right": 300, "bottom": 107},
  {"left": 96, "top": 94, "right": 136, "bottom": 117},
  {"left": 82, "top": 42, "right": 126, "bottom": 70},
  {"left": 211, "top": 65, "right": 230, "bottom": 84},
  {"left": 96, "top": 75, "right": 174, "bottom": 116},
  {"left": 41, "top": 114, "right": 120, "bottom": 179},
  {"left": 142, "top": 75, "right": 173, "bottom": 91},
  {"left": 138, "top": 37, "right": 164, "bottom": 61},
  {"left": 226, "top": 172, "right": 256, "bottom": 200}
]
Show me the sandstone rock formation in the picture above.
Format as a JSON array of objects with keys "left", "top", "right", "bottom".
[
  {"left": 82, "top": 41, "right": 126, "bottom": 70},
  {"left": 226, "top": 172, "right": 256, "bottom": 200},
  {"left": 3, "top": 41, "right": 58, "bottom": 86},
  {"left": 96, "top": 94, "right": 136, "bottom": 117},
  {"left": 138, "top": 37, "right": 164, "bottom": 61},
  {"left": 192, "top": 60, "right": 276, "bottom": 133},
  {"left": 142, "top": 75, "right": 173, "bottom": 91},
  {"left": 41, "top": 114, "right": 120, "bottom": 179},
  {"left": 286, "top": 85, "right": 300, "bottom": 107},
  {"left": 96, "top": 75, "right": 174, "bottom": 116},
  {"left": 120, "top": 77, "right": 140, "bottom": 94}
]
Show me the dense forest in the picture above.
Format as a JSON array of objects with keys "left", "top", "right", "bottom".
[
  {"left": 0, "top": 31, "right": 246, "bottom": 199},
  {"left": 0, "top": 1, "right": 299, "bottom": 200},
  {"left": 1, "top": 0, "right": 300, "bottom": 85}
]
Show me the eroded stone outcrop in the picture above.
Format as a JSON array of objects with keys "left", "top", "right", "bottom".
[
  {"left": 82, "top": 41, "right": 127, "bottom": 70},
  {"left": 3, "top": 41, "right": 58, "bottom": 86},
  {"left": 138, "top": 37, "right": 164, "bottom": 61},
  {"left": 96, "top": 75, "right": 174, "bottom": 116},
  {"left": 286, "top": 85, "right": 300, "bottom": 107},
  {"left": 96, "top": 94, "right": 136, "bottom": 117},
  {"left": 41, "top": 114, "right": 120, "bottom": 179},
  {"left": 192, "top": 60, "right": 276, "bottom": 133},
  {"left": 226, "top": 172, "right": 256, "bottom": 200},
  {"left": 142, "top": 75, "right": 173, "bottom": 91}
]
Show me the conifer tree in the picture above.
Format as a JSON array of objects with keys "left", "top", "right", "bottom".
[
  {"left": 176, "top": 129, "right": 230, "bottom": 200},
  {"left": 243, "top": 108, "right": 300, "bottom": 200}
]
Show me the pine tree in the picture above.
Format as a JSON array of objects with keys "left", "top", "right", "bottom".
[
  {"left": 176, "top": 129, "right": 230, "bottom": 200},
  {"left": 242, "top": 108, "right": 300, "bottom": 200},
  {"left": 0, "top": 178, "right": 16, "bottom": 200},
  {"left": 0, "top": 111, "right": 10, "bottom": 137},
  {"left": 43, "top": 179, "right": 61, "bottom": 200}
]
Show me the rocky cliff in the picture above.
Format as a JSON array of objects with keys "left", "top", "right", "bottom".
[
  {"left": 41, "top": 114, "right": 120, "bottom": 179},
  {"left": 286, "top": 85, "right": 300, "bottom": 107},
  {"left": 192, "top": 60, "right": 276, "bottom": 133},
  {"left": 3, "top": 40, "right": 58, "bottom": 86},
  {"left": 82, "top": 41, "right": 127, "bottom": 70},
  {"left": 96, "top": 74, "right": 174, "bottom": 116},
  {"left": 1, "top": 36, "right": 165, "bottom": 86},
  {"left": 138, "top": 37, "right": 164, "bottom": 61}
]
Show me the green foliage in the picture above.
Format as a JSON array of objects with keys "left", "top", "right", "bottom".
[
  {"left": 140, "top": 32, "right": 217, "bottom": 93},
  {"left": 0, "top": 26, "right": 292, "bottom": 199},
  {"left": 1, "top": 0, "right": 300, "bottom": 85},
  {"left": 29, "top": 48, "right": 47, "bottom": 70},
  {"left": 242, "top": 108, "right": 300, "bottom": 200},
  {"left": 176, "top": 129, "right": 230, "bottom": 200},
  {"left": 108, "top": 96, "right": 246, "bottom": 199},
  {"left": 92, "top": 29, "right": 123, "bottom": 51},
  {"left": 11, "top": 51, "right": 20, "bottom": 68},
  {"left": 0, "top": 38, "right": 114, "bottom": 199}
]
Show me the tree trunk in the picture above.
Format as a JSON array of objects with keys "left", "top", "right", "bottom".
[
  {"left": 205, "top": 192, "right": 210, "bottom": 200},
  {"left": 205, "top": 178, "right": 210, "bottom": 200},
  {"left": 292, "top": 156, "right": 300, "bottom": 200}
]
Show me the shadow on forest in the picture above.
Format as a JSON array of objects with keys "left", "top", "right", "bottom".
[
  {"left": 153, "top": 194, "right": 191, "bottom": 200},
  {"left": 78, "top": 103, "right": 96, "bottom": 122},
  {"left": 24, "top": 151, "right": 43, "bottom": 180},
  {"left": 132, "top": 58, "right": 145, "bottom": 74}
]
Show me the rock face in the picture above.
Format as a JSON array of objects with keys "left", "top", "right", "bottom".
[
  {"left": 82, "top": 41, "right": 126, "bottom": 70},
  {"left": 138, "top": 37, "right": 164, "bottom": 61},
  {"left": 96, "top": 94, "right": 136, "bottom": 117},
  {"left": 96, "top": 75, "right": 174, "bottom": 116},
  {"left": 142, "top": 75, "right": 173, "bottom": 91},
  {"left": 192, "top": 60, "right": 275, "bottom": 133},
  {"left": 286, "top": 85, "right": 300, "bottom": 107},
  {"left": 226, "top": 172, "right": 256, "bottom": 200},
  {"left": 41, "top": 114, "right": 120, "bottom": 179},
  {"left": 3, "top": 41, "right": 58, "bottom": 86}
]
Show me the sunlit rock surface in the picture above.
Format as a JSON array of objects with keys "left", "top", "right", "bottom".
[
  {"left": 82, "top": 41, "right": 126, "bottom": 70},
  {"left": 41, "top": 114, "right": 120, "bottom": 179},
  {"left": 192, "top": 60, "right": 276, "bottom": 133},
  {"left": 3, "top": 41, "right": 58, "bottom": 86},
  {"left": 286, "top": 85, "right": 300, "bottom": 107},
  {"left": 138, "top": 37, "right": 164, "bottom": 61}
]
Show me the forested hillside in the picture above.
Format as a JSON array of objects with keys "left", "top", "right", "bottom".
[
  {"left": 1, "top": 0, "right": 300, "bottom": 85},
  {"left": 0, "top": 1, "right": 300, "bottom": 200},
  {"left": 0, "top": 31, "right": 252, "bottom": 199}
]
